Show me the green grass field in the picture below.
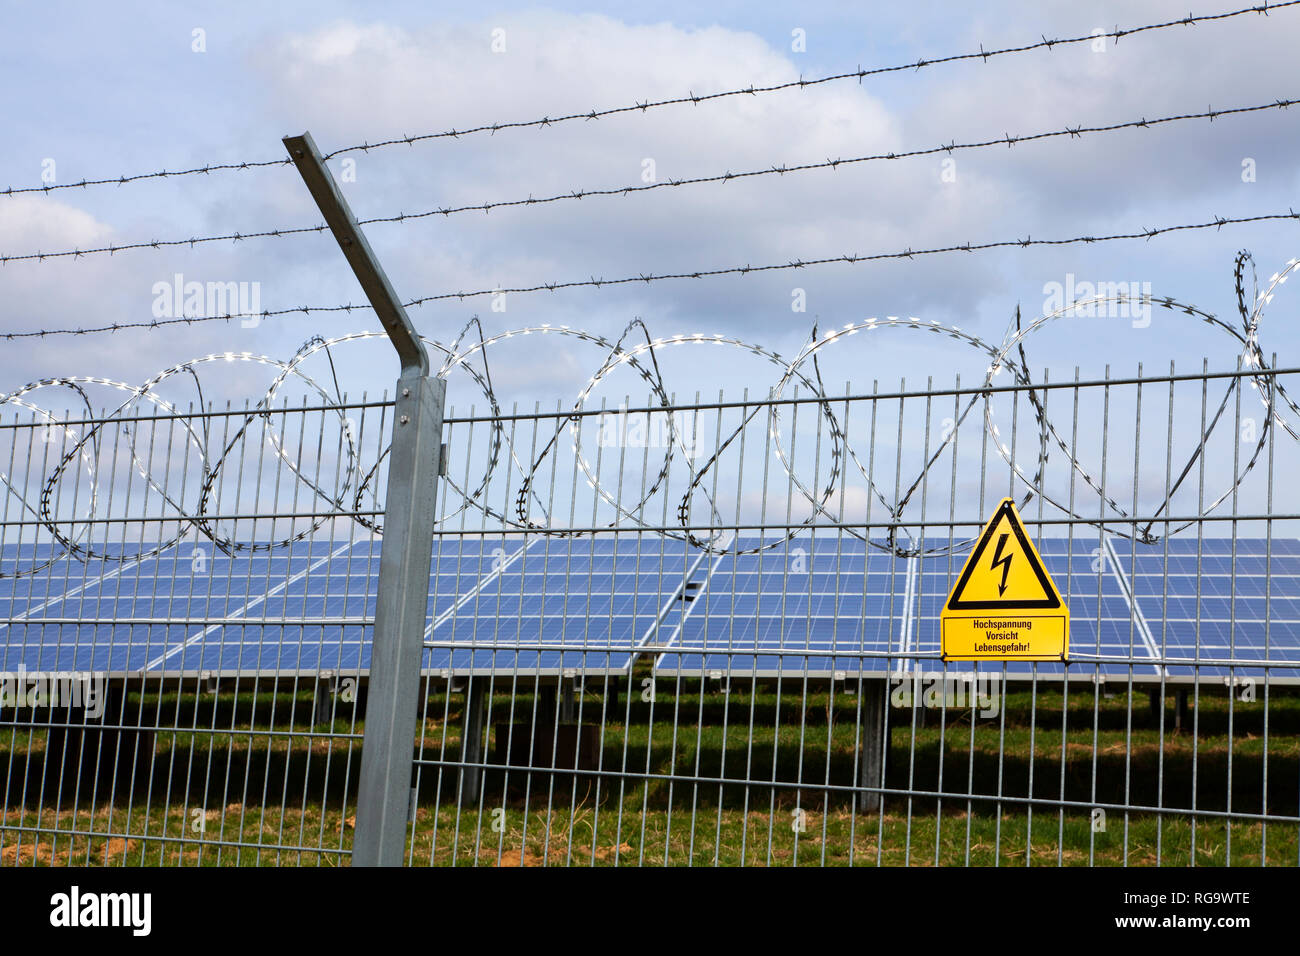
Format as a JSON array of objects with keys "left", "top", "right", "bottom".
[{"left": 2, "top": 679, "right": 1297, "bottom": 866}]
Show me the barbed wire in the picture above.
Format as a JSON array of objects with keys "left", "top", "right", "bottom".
[
  {"left": 6, "top": 96, "right": 1295, "bottom": 266},
  {"left": 2, "top": 251, "right": 1295, "bottom": 571},
  {"left": 5, "top": 208, "right": 1296, "bottom": 341},
  {"left": 2, "top": 0, "right": 1290, "bottom": 200}
]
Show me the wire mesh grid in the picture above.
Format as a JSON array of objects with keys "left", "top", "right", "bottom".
[{"left": 1, "top": 361, "right": 1297, "bottom": 866}]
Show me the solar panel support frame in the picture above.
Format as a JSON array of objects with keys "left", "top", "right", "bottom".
[
  {"left": 459, "top": 678, "right": 487, "bottom": 807},
  {"left": 858, "top": 679, "right": 888, "bottom": 812}
]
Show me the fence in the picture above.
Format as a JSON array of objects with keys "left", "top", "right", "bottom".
[
  {"left": 4, "top": 0, "right": 1299, "bottom": 871},
  {"left": 1, "top": 354, "right": 1296, "bottom": 866}
]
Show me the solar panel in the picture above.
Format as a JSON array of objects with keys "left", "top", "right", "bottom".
[
  {"left": 3, "top": 535, "right": 1298, "bottom": 683},
  {"left": 0, "top": 536, "right": 705, "bottom": 678},
  {"left": 423, "top": 536, "right": 703, "bottom": 675},
  {"left": 1, "top": 540, "right": 367, "bottom": 675},
  {"left": 1116, "top": 537, "right": 1300, "bottom": 682}
]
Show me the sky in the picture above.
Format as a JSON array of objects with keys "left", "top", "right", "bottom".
[{"left": 1, "top": 0, "right": 1298, "bottom": 540}]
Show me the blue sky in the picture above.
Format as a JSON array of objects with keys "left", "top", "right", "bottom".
[
  {"left": 2, "top": 1, "right": 1298, "bottom": 537},
  {"left": 3, "top": 1, "right": 1297, "bottom": 399}
]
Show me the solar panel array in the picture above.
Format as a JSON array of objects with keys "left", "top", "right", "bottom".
[{"left": 2, "top": 536, "right": 1298, "bottom": 682}]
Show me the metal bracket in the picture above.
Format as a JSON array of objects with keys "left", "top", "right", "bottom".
[{"left": 282, "top": 131, "right": 429, "bottom": 377}]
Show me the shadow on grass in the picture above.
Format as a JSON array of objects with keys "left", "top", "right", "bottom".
[{"left": 2, "top": 688, "right": 1296, "bottom": 821}]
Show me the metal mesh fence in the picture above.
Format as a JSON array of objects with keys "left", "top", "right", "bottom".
[{"left": 2, "top": 361, "right": 1297, "bottom": 866}]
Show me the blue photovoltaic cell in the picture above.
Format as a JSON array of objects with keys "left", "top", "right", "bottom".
[
  {"left": 654, "top": 537, "right": 911, "bottom": 676},
  {"left": 4, "top": 539, "right": 444, "bottom": 674},
  {"left": 162, "top": 538, "right": 515, "bottom": 674},
  {"left": 1112, "top": 537, "right": 1300, "bottom": 682},
  {"left": 1, "top": 543, "right": 192, "bottom": 672},
  {"left": 426, "top": 536, "right": 702, "bottom": 673}
]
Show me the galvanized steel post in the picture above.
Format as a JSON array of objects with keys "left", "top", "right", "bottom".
[{"left": 283, "top": 131, "right": 444, "bottom": 866}]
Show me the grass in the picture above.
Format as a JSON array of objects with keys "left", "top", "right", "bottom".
[{"left": 2, "top": 677, "right": 1298, "bottom": 866}]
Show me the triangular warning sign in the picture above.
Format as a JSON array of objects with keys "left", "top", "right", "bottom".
[
  {"left": 946, "top": 498, "right": 1062, "bottom": 610},
  {"left": 941, "top": 499, "right": 1068, "bottom": 661}
]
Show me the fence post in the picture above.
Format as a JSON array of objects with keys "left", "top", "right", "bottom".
[{"left": 283, "top": 131, "right": 444, "bottom": 866}]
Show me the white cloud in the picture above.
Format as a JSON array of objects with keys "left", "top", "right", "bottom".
[
  {"left": 251, "top": 12, "right": 1012, "bottom": 336},
  {"left": 0, "top": 196, "right": 113, "bottom": 253}
]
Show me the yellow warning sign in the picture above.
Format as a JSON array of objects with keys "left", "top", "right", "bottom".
[{"left": 940, "top": 498, "right": 1069, "bottom": 661}]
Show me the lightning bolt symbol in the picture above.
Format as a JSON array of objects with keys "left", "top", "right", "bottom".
[{"left": 990, "top": 532, "right": 1013, "bottom": 597}]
